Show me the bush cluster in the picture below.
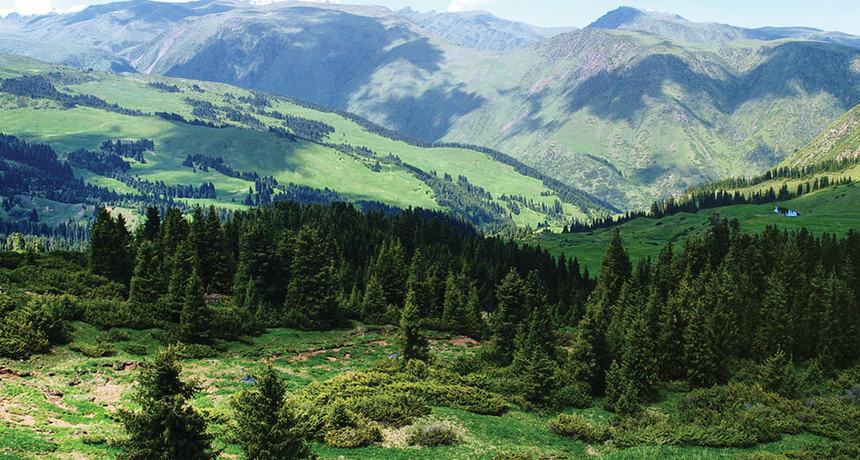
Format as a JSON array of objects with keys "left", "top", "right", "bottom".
[{"left": 548, "top": 413, "right": 608, "bottom": 442}]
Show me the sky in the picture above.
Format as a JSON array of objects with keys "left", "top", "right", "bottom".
[{"left": 1, "top": 0, "right": 859, "bottom": 35}]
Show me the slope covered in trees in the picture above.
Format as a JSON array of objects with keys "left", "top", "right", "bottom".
[
  {"left": 0, "top": 197, "right": 857, "bottom": 458},
  {"left": 0, "top": 53, "right": 607, "bottom": 239}
]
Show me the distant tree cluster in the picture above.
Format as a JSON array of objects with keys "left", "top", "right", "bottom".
[
  {"left": 68, "top": 149, "right": 132, "bottom": 176},
  {"left": 264, "top": 112, "right": 335, "bottom": 143},
  {"left": 147, "top": 82, "right": 180, "bottom": 93},
  {"left": 0, "top": 133, "right": 132, "bottom": 205},
  {"left": 0, "top": 75, "right": 143, "bottom": 116},
  {"left": 100, "top": 139, "right": 154, "bottom": 163}
]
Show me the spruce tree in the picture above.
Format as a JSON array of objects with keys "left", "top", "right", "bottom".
[
  {"left": 399, "top": 289, "right": 430, "bottom": 362},
  {"left": 441, "top": 271, "right": 482, "bottom": 337},
  {"left": 754, "top": 272, "right": 791, "bottom": 359},
  {"left": 90, "top": 207, "right": 133, "bottom": 285},
  {"left": 405, "top": 249, "right": 432, "bottom": 317},
  {"left": 284, "top": 227, "right": 339, "bottom": 330},
  {"left": 230, "top": 366, "right": 315, "bottom": 460},
  {"left": 140, "top": 206, "right": 161, "bottom": 242},
  {"left": 361, "top": 275, "right": 388, "bottom": 325},
  {"left": 129, "top": 240, "right": 161, "bottom": 325},
  {"left": 512, "top": 309, "right": 557, "bottom": 408},
  {"left": 603, "top": 359, "right": 639, "bottom": 414},
  {"left": 117, "top": 346, "right": 216, "bottom": 460},
  {"left": 684, "top": 296, "right": 718, "bottom": 388},
  {"left": 489, "top": 268, "right": 525, "bottom": 364},
  {"left": 622, "top": 309, "right": 658, "bottom": 402},
  {"left": 179, "top": 270, "right": 214, "bottom": 345}
]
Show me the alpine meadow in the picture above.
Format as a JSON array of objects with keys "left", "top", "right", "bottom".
[{"left": 0, "top": 1, "right": 858, "bottom": 460}]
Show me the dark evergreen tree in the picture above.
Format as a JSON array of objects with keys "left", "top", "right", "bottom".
[
  {"left": 284, "top": 227, "right": 340, "bottom": 330},
  {"left": 512, "top": 309, "right": 557, "bottom": 408},
  {"left": 90, "top": 207, "right": 133, "bottom": 285},
  {"left": 230, "top": 366, "right": 315, "bottom": 460},
  {"left": 361, "top": 275, "right": 388, "bottom": 325},
  {"left": 129, "top": 240, "right": 161, "bottom": 313},
  {"left": 622, "top": 308, "right": 658, "bottom": 402},
  {"left": 489, "top": 268, "right": 525, "bottom": 364},
  {"left": 140, "top": 206, "right": 161, "bottom": 242},
  {"left": 399, "top": 289, "right": 430, "bottom": 362},
  {"left": 117, "top": 346, "right": 216, "bottom": 460},
  {"left": 180, "top": 270, "right": 214, "bottom": 345}
]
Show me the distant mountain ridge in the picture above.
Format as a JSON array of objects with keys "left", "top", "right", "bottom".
[
  {"left": 1, "top": 2, "right": 859, "bottom": 210},
  {"left": 588, "top": 6, "right": 860, "bottom": 47}
]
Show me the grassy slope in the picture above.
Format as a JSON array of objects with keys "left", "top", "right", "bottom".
[
  {"left": 782, "top": 102, "right": 860, "bottom": 167},
  {"left": 0, "top": 323, "right": 833, "bottom": 460},
  {"left": 530, "top": 179, "right": 860, "bottom": 273},
  {"left": 0, "top": 54, "right": 593, "bottom": 228}
]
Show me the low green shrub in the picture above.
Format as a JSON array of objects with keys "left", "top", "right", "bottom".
[
  {"left": 180, "top": 343, "right": 218, "bottom": 358},
  {"left": 97, "top": 328, "right": 130, "bottom": 342},
  {"left": 122, "top": 343, "right": 148, "bottom": 355},
  {"left": 494, "top": 452, "right": 535, "bottom": 460},
  {"left": 548, "top": 413, "right": 608, "bottom": 442},
  {"left": 350, "top": 392, "right": 430, "bottom": 427},
  {"left": 69, "top": 341, "right": 116, "bottom": 358},
  {"left": 553, "top": 382, "right": 592, "bottom": 409},
  {"left": 323, "top": 424, "right": 382, "bottom": 448},
  {"left": 406, "top": 422, "right": 460, "bottom": 447},
  {"left": 80, "top": 434, "right": 106, "bottom": 445}
]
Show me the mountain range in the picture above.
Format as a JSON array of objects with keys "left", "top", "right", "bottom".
[{"left": 1, "top": 2, "right": 860, "bottom": 210}]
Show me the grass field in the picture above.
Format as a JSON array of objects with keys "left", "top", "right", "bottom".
[
  {"left": 0, "top": 53, "right": 598, "bottom": 229},
  {"left": 529, "top": 180, "right": 860, "bottom": 273},
  {"left": 0, "top": 321, "right": 836, "bottom": 460}
]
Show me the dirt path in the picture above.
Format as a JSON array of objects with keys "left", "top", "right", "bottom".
[{"left": 286, "top": 339, "right": 390, "bottom": 362}]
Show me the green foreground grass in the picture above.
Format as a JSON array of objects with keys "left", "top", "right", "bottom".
[{"left": 0, "top": 323, "right": 835, "bottom": 460}]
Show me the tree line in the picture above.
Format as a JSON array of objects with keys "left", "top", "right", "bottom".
[{"left": 89, "top": 200, "right": 588, "bottom": 339}]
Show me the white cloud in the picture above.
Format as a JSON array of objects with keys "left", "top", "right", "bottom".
[
  {"left": 447, "top": 0, "right": 496, "bottom": 13},
  {"left": 8, "top": 0, "right": 54, "bottom": 15}
]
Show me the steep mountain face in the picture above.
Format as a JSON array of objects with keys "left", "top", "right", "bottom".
[
  {"left": 589, "top": 6, "right": 860, "bottom": 48},
  {"left": 783, "top": 103, "right": 860, "bottom": 167},
  {"left": 2, "top": 1, "right": 860, "bottom": 209}
]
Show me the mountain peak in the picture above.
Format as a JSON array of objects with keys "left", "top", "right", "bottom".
[{"left": 587, "top": 6, "right": 645, "bottom": 29}]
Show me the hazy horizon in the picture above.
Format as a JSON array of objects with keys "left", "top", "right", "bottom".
[{"left": 1, "top": 0, "right": 859, "bottom": 36}]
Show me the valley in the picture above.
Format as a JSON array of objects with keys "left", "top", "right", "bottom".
[
  {"left": 0, "top": 2, "right": 858, "bottom": 460},
  {"left": 2, "top": 2, "right": 860, "bottom": 208}
]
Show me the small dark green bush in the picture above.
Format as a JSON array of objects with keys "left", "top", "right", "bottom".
[
  {"left": 122, "top": 343, "right": 148, "bottom": 355},
  {"left": 350, "top": 392, "right": 429, "bottom": 427},
  {"left": 323, "top": 424, "right": 382, "bottom": 448},
  {"left": 69, "top": 341, "right": 116, "bottom": 358},
  {"left": 180, "top": 343, "right": 218, "bottom": 359},
  {"left": 80, "top": 434, "right": 106, "bottom": 445},
  {"left": 406, "top": 422, "right": 460, "bottom": 447},
  {"left": 494, "top": 452, "right": 535, "bottom": 460},
  {"left": 97, "top": 328, "right": 130, "bottom": 342},
  {"left": 548, "top": 413, "right": 608, "bottom": 442},
  {"left": 553, "top": 382, "right": 592, "bottom": 409}
]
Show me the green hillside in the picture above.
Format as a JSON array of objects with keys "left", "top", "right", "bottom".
[
  {"left": 782, "top": 102, "right": 860, "bottom": 167},
  {"left": 530, "top": 178, "right": 860, "bottom": 273},
  {"left": 0, "top": 53, "right": 606, "bottom": 231},
  {"left": 3, "top": 2, "right": 860, "bottom": 209}
]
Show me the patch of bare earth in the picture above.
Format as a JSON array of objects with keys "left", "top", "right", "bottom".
[
  {"left": 288, "top": 339, "right": 389, "bottom": 362},
  {"left": 92, "top": 381, "right": 126, "bottom": 406},
  {"left": 56, "top": 453, "right": 89, "bottom": 460},
  {"left": 450, "top": 337, "right": 480, "bottom": 347},
  {"left": 0, "top": 398, "right": 36, "bottom": 425}
]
